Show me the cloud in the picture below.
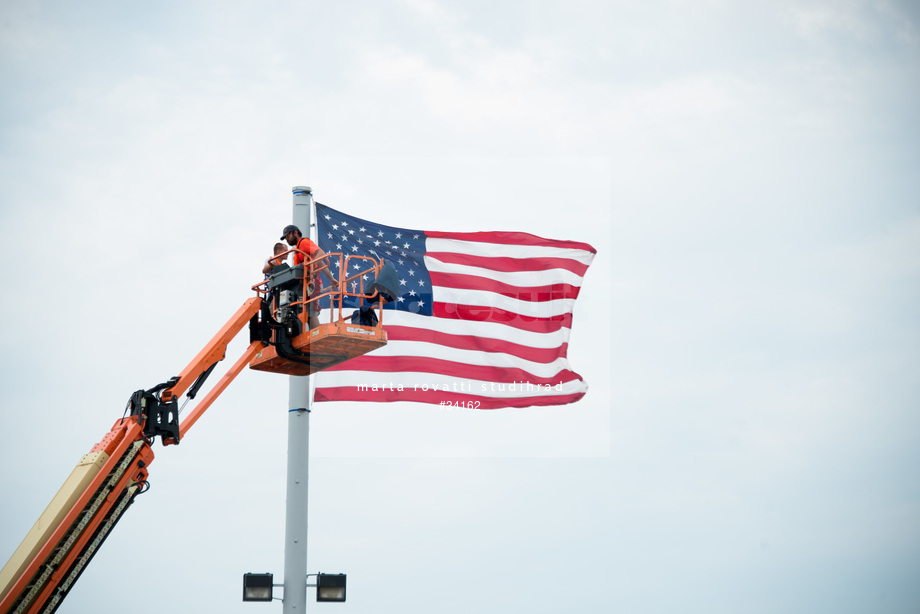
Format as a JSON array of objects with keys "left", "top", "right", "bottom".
[{"left": 1, "top": 2, "right": 919, "bottom": 613}]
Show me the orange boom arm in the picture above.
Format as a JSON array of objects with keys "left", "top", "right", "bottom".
[{"left": 0, "top": 254, "right": 393, "bottom": 614}]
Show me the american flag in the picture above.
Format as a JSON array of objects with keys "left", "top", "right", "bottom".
[{"left": 312, "top": 202, "right": 596, "bottom": 409}]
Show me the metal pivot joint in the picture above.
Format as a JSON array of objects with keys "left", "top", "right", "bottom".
[{"left": 126, "top": 386, "right": 180, "bottom": 445}]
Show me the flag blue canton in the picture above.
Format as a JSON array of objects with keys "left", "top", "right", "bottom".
[{"left": 315, "top": 203, "right": 433, "bottom": 315}]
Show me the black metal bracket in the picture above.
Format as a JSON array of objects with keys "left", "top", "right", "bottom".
[
  {"left": 252, "top": 299, "right": 276, "bottom": 346},
  {"left": 126, "top": 387, "right": 181, "bottom": 445}
]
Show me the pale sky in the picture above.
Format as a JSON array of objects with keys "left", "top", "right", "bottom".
[{"left": 1, "top": 1, "right": 918, "bottom": 613}]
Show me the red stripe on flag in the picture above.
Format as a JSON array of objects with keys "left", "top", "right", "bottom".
[
  {"left": 426, "top": 230, "right": 596, "bottom": 254},
  {"left": 433, "top": 303, "right": 573, "bottom": 334},
  {"left": 325, "top": 355, "right": 582, "bottom": 386},
  {"left": 313, "top": 386, "right": 587, "bottom": 409},
  {"left": 384, "top": 325, "right": 569, "bottom": 364}
]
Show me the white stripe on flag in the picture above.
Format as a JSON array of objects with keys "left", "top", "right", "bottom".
[
  {"left": 365, "top": 339, "right": 575, "bottom": 379},
  {"left": 425, "top": 257, "right": 587, "bottom": 288},
  {"left": 426, "top": 237, "right": 596, "bottom": 265},
  {"left": 356, "top": 310, "right": 574, "bottom": 350},
  {"left": 432, "top": 287, "right": 576, "bottom": 318}
]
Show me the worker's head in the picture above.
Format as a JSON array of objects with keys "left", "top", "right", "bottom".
[
  {"left": 273, "top": 242, "right": 286, "bottom": 255},
  {"left": 280, "top": 224, "right": 301, "bottom": 245}
]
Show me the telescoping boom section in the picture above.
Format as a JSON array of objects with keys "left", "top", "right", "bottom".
[{"left": 0, "top": 251, "right": 392, "bottom": 614}]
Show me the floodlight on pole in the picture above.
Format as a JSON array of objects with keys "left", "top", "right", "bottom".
[
  {"left": 242, "top": 573, "right": 274, "bottom": 602},
  {"left": 316, "top": 573, "right": 347, "bottom": 602}
]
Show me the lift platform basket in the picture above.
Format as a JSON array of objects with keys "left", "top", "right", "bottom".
[{"left": 249, "top": 319, "right": 386, "bottom": 376}]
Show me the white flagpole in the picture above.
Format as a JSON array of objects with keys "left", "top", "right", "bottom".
[{"left": 283, "top": 185, "right": 313, "bottom": 612}]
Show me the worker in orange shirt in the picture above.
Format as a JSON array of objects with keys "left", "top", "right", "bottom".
[{"left": 280, "top": 224, "right": 337, "bottom": 329}]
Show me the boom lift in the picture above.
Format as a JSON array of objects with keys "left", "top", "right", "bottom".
[{"left": 0, "top": 249, "right": 395, "bottom": 614}]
